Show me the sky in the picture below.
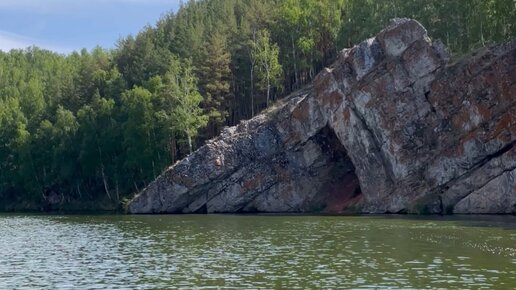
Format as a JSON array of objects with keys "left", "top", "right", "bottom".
[{"left": 0, "top": 0, "right": 181, "bottom": 53}]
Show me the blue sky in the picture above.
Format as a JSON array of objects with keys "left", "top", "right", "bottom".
[{"left": 0, "top": 0, "right": 181, "bottom": 53}]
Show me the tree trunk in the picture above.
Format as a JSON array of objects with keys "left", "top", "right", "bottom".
[
  {"left": 97, "top": 143, "right": 111, "bottom": 201},
  {"left": 266, "top": 70, "right": 271, "bottom": 107},
  {"left": 100, "top": 164, "right": 112, "bottom": 201},
  {"left": 480, "top": 21, "right": 485, "bottom": 46},
  {"left": 115, "top": 179, "right": 120, "bottom": 202},
  {"left": 291, "top": 34, "right": 298, "bottom": 89},
  {"left": 187, "top": 133, "right": 193, "bottom": 155},
  {"left": 250, "top": 66, "right": 254, "bottom": 117},
  {"left": 250, "top": 29, "right": 257, "bottom": 117},
  {"left": 169, "top": 137, "right": 176, "bottom": 163}
]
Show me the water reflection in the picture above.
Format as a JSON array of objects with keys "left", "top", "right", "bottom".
[{"left": 0, "top": 214, "right": 515, "bottom": 289}]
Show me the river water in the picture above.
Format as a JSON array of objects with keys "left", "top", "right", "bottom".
[{"left": 0, "top": 214, "right": 515, "bottom": 289}]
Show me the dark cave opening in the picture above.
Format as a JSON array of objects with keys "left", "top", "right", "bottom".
[
  {"left": 194, "top": 203, "right": 208, "bottom": 214},
  {"left": 311, "top": 125, "right": 363, "bottom": 213}
]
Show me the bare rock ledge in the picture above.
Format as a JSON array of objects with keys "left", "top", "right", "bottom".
[{"left": 129, "top": 19, "right": 516, "bottom": 215}]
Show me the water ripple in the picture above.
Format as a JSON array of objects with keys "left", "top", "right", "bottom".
[{"left": 0, "top": 215, "right": 515, "bottom": 289}]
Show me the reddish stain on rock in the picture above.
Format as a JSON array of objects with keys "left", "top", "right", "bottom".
[
  {"left": 128, "top": 19, "right": 516, "bottom": 215},
  {"left": 320, "top": 90, "right": 343, "bottom": 107},
  {"left": 291, "top": 100, "right": 311, "bottom": 122},
  {"left": 323, "top": 173, "right": 362, "bottom": 214},
  {"left": 493, "top": 113, "right": 513, "bottom": 138},
  {"left": 243, "top": 175, "right": 264, "bottom": 191},
  {"left": 342, "top": 108, "right": 351, "bottom": 122}
]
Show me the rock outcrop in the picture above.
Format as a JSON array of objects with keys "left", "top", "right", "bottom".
[{"left": 129, "top": 19, "right": 516, "bottom": 215}]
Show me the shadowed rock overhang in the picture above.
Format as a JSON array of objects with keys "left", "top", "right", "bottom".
[{"left": 129, "top": 18, "right": 516, "bottom": 215}]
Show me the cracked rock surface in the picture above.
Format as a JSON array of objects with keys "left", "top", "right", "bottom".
[{"left": 128, "top": 19, "right": 516, "bottom": 214}]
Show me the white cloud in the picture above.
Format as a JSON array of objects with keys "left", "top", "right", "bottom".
[
  {"left": 0, "top": 31, "right": 30, "bottom": 51},
  {"left": 0, "top": 0, "right": 180, "bottom": 13},
  {"left": 0, "top": 30, "right": 72, "bottom": 53},
  {"left": 0, "top": 0, "right": 181, "bottom": 52}
]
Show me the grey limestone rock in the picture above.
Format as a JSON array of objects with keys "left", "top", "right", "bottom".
[{"left": 129, "top": 19, "right": 516, "bottom": 214}]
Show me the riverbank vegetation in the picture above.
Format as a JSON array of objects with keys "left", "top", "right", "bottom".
[{"left": 1, "top": 0, "right": 514, "bottom": 211}]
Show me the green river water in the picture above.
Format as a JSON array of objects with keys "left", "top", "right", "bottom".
[{"left": 0, "top": 214, "right": 515, "bottom": 289}]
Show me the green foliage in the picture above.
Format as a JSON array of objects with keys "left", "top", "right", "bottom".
[
  {"left": 338, "top": 0, "right": 515, "bottom": 57},
  {"left": 0, "top": 0, "right": 514, "bottom": 211},
  {"left": 169, "top": 59, "right": 209, "bottom": 151},
  {"left": 198, "top": 32, "right": 232, "bottom": 128},
  {"left": 252, "top": 29, "right": 283, "bottom": 106}
]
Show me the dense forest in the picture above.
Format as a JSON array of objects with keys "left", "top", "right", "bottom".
[{"left": 1, "top": 0, "right": 514, "bottom": 211}]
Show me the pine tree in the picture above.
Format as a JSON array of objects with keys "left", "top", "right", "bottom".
[{"left": 198, "top": 32, "right": 233, "bottom": 136}]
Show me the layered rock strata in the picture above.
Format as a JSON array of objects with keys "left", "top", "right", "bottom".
[{"left": 129, "top": 19, "right": 516, "bottom": 214}]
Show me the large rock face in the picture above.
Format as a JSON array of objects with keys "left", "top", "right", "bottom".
[{"left": 129, "top": 19, "right": 516, "bottom": 215}]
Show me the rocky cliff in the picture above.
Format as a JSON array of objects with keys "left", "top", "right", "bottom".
[{"left": 128, "top": 19, "right": 516, "bottom": 215}]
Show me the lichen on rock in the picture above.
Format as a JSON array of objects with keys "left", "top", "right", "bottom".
[{"left": 128, "top": 18, "right": 516, "bottom": 215}]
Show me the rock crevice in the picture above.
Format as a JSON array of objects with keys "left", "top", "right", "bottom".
[{"left": 129, "top": 19, "right": 516, "bottom": 214}]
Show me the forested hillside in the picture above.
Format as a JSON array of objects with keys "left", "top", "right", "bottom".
[{"left": 1, "top": 0, "right": 514, "bottom": 211}]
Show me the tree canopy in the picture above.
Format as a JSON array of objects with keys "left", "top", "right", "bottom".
[{"left": 0, "top": 0, "right": 514, "bottom": 211}]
